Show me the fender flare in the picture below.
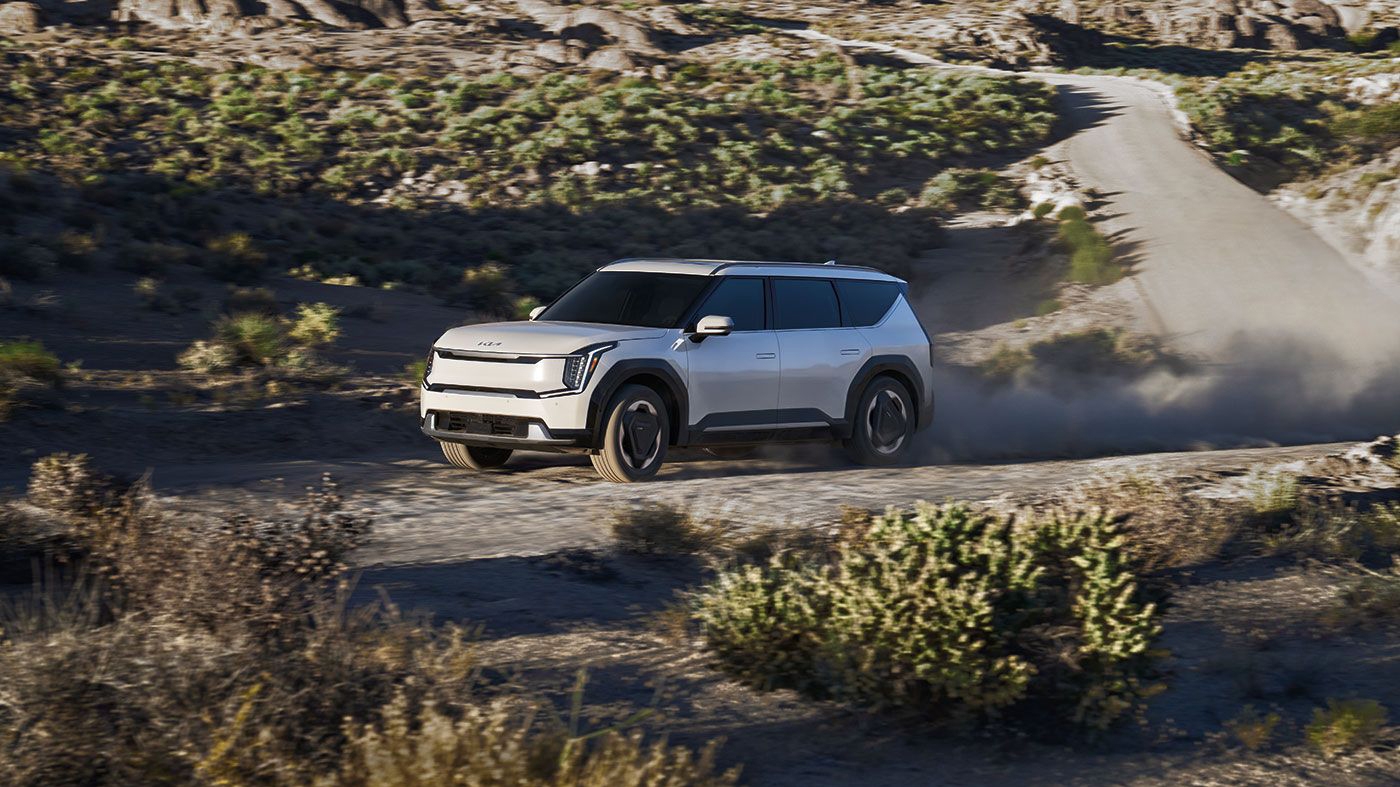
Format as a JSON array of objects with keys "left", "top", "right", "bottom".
[
  {"left": 843, "top": 355, "right": 932, "bottom": 435},
  {"left": 587, "top": 359, "right": 690, "bottom": 447}
]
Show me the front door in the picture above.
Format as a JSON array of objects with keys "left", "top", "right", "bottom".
[{"left": 680, "top": 277, "right": 779, "bottom": 432}]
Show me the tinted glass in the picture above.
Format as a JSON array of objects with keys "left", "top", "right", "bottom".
[
  {"left": 697, "top": 278, "right": 765, "bottom": 331},
  {"left": 836, "top": 280, "right": 901, "bottom": 327},
  {"left": 772, "top": 278, "right": 840, "bottom": 330},
  {"left": 540, "top": 272, "right": 711, "bottom": 328}
]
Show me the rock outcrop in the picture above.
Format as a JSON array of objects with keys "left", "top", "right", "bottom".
[
  {"left": 899, "top": 8, "right": 1105, "bottom": 67},
  {"left": 513, "top": 0, "right": 664, "bottom": 71},
  {"left": 1054, "top": 0, "right": 1399, "bottom": 50},
  {"left": 0, "top": 2, "right": 42, "bottom": 34}
]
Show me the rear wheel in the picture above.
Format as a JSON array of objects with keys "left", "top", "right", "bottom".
[
  {"left": 440, "top": 442, "right": 513, "bottom": 470},
  {"left": 590, "top": 384, "right": 669, "bottom": 482},
  {"left": 843, "top": 377, "right": 915, "bottom": 466}
]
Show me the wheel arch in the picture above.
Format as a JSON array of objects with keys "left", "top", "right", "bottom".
[
  {"left": 843, "top": 355, "right": 928, "bottom": 435},
  {"left": 587, "top": 360, "right": 689, "bottom": 448}
]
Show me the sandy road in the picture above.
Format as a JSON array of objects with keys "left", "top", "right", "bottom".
[{"left": 164, "top": 441, "right": 1343, "bottom": 566}]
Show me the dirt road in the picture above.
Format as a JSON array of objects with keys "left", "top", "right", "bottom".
[{"left": 792, "top": 29, "right": 1400, "bottom": 363}]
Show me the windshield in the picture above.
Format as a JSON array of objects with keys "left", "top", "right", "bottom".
[{"left": 538, "top": 271, "right": 712, "bottom": 328}]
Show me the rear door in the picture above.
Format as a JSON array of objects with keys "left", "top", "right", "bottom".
[
  {"left": 772, "top": 278, "right": 871, "bottom": 424},
  {"left": 680, "top": 277, "right": 779, "bottom": 431}
]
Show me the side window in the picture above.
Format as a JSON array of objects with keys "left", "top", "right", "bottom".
[
  {"left": 697, "top": 278, "right": 765, "bottom": 331},
  {"left": 835, "top": 280, "right": 901, "bottom": 327},
  {"left": 772, "top": 278, "right": 841, "bottom": 330}
]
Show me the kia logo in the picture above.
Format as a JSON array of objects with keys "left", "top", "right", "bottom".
[{"left": 477, "top": 341, "right": 502, "bottom": 347}]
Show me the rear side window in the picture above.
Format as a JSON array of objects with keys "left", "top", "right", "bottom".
[
  {"left": 835, "top": 280, "right": 901, "bottom": 327},
  {"left": 697, "top": 278, "right": 765, "bottom": 331},
  {"left": 772, "top": 278, "right": 840, "bottom": 330}
]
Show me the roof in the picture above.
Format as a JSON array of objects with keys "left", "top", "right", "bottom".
[{"left": 599, "top": 258, "right": 903, "bottom": 282}]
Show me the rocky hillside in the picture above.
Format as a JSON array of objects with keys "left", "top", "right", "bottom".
[{"left": 1064, "top": 0, "right": 1398, "bottom": 51}]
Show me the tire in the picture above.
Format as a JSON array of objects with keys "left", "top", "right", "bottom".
[
  {"left": 440, "top": 441, "right": 513, "bottom": 470},
  {"left": 590, "top": 383, "right": 669, "bottom": 482},
  {"left": 843, "top": 376, "right": 915, "bottom": 466},
  {"left": 703, "top": 446, "right": 756, "bottom": 460}
]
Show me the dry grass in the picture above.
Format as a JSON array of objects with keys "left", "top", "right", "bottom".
[
  {"left": 1062, "top": 474, "right": 1244, "bottom": 571},
  {"left": 610, "top": 503, "right": 730, "bottom": 558},
  {"left": 0, "top": 455, "right": 732, "bottom": 787}
]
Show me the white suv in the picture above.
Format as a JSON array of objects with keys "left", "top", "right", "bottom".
[{"left": 420, "top": 258, "right": 935, "bottom": 482}]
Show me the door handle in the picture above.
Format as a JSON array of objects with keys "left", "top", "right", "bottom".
[
  {"left": 755, "top": 352, "right": 776, "bottom": 360},
  {"left": 840, "top": 349, "right": 862, "bottom": 356}
]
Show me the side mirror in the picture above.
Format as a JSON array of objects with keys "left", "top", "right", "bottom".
[
  {"left": 528, "top": 306, "right": 546, "bottom": 321},
  {"left": 691, "top": 315, "right": 733, "bottom": 342}
]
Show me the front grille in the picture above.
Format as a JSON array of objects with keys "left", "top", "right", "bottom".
[{"left": 434, "top": 410, "right": 529, "bottom": 438}]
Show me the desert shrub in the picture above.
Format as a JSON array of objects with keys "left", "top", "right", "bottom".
[
  {"left": 694, "top": 503, "right": 1161, "bottom": 730},
  {"left": 1261, "top": 502, "right": 1400, "bottom": 562},
  {"left": 1331, "top": 102, "right": 1400, "bottom": 149},
  {"left": 1056, "top": 208, "right": 1120, "bottom": 285},
  {"left": 611, "top": 503, "right": 727, "bottom": 558},
  {"left": 0, "top": 459, "right": 728, "bottom": 787},
  {"left": 177, "top": 339, "right": 238, "bottom": 373},
  {"left": 215, "top": 312, "right": 287, "bottom": 366},
  {"left": 979, "top": 344, "right": 1033, "bottom": 383},
  {"left": 1337, "top": 560, "right": 1400, "bottom": 624},
  {"left": 1226, "top": 705, "right": 1281, "bottom": 752},
  {"left": 1243, "top": 468, "right": 1300, "bottom": 522},
  {"left": 287, "top": 302, "right": 341, "bottom": 347},
  {"left": 26, "top": 452, "right": 128, "bottom": 522},
  {"left": 919, "top": 168, "right": 1021, "bottom": 212},
  {"left": 1064, "top": 475, "right": 1242, "bottom": 571},
  {"left": 205, "top": 232, "right": 267, "bottom": 283},
  {"left": 181, "top": 303, "right": 342, "bottom": 375},
  {"left": 0, "top": 340, "right": 62, "bottom": 419},
  {"left": 447, "top": 262, "right": 518, "bottom": 318},
  {"left": 324, "top": 692, "right": 738, "bottom": 787},
  {"left": 1305, "top": 699, "right": 1388, "bottom": 758}
]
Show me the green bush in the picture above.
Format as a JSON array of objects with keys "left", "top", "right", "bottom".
[
  {"left": 919, "top": 168, "right": 1021, "bottom": 212},
  {"left": 215, "top": 312, "right": 286, "bottom": 366},
  {"left": 1057, "top": 209, "right": 1120, "bottom": 285},
  {"left": 1331, "top": 103, "right": 1400, "bottom": 149},
  {"left": 0, "top": 340, "right": 62, "bottom": 418},
  {"left": 1306, "top": 699, "right": 1388, "bottom": 757},
  {"left": 181, "top": 302, "right": 343, "bottom": 374},
  {"left": 287, "top": 302, "right": 341, "bottom": 348},
  {"left": 695, "top": 503, "right": 1161, "bottom": 730}
]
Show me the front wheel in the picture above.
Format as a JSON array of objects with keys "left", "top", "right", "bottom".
[
  {"left": 843, "top": 377, "right": 915, "bottom": 466},
  {"left": 440, "top": 442, "right": 513, "bottom": 470},
  {"left": 590, "top": 383, "right": 669, "bottom": 482}
]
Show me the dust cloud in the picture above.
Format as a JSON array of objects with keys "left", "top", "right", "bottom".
[{"left": 921, "top": 334, "right": 1400, "bottom": 462}]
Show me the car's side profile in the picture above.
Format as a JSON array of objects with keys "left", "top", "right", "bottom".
[{"left": 419, "top": 258, "right": 935, "bottom": 481}]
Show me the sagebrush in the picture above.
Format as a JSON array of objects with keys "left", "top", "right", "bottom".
[{"left": 694, "top": 502, "right": 1161, "bottom": 731}]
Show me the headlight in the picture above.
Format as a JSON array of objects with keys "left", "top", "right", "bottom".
[
  {"left": 561, "top": 343, "right": 615, "bottom": 392},
  {"left": 422, "top": 347, "right": 435, "bottom": 385}
]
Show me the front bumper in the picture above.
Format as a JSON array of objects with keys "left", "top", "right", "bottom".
[{"left": 419, "top": 387, "right": 593, "bottom": 451}]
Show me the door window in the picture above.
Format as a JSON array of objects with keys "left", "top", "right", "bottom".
[
  {"left": 696, "top": 278, "right": 766, "bottom": 331},
  {"left": 772, "top": 278, "right": 840, "bottom": 330}
]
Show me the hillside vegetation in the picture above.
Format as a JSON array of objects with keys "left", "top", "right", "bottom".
[{"left": 0, "top": 46, "right": 1054, "bottom": 298}]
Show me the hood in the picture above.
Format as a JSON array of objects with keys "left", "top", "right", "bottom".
[{"left": 435, "top": 321, "right": 668, "bottom": 356}]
